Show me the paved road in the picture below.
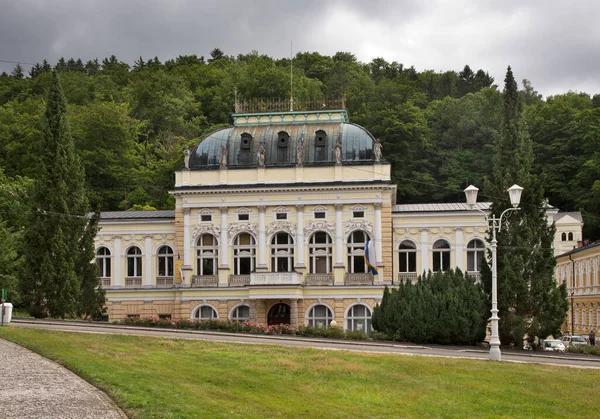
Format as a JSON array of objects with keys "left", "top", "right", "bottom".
[
  {"left": 9, "top": 319, "right": 600, "bottom": 369},
  {"left": 0, "top": 336, "right": 127, "bottom": 419}
]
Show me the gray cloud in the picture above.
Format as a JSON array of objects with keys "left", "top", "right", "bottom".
[{"left": 0, "top": 0, "right": 599, "bottom": 96}]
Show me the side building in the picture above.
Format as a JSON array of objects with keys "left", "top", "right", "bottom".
[{"left": 94, "top": 107, "right": 584, "bottom": 330}]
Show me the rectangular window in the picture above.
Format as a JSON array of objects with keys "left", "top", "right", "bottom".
[
  {"left": 352, "top": 211, "right": 364, "bottom": 218},
  {"left": 127, "top": 314, "right": 139, "bottom": 319},
  {"left": 400, "top": 253, "right": 416, "bottom": 273},
  {"left": 238, "top": 214, "right": 249, "bottom": 221},
  {"left": 201, "top": 215, "right": 212, "bottom": 222},
  {"left": 158, "top": 314, "right": 172, "bottom": 320},
  {"left": 239, "top": 258, "right": 252, "bottom": 275},
  {"left": 314, "top": 212, "right": 326, "bottom": 219},
  {"left": 276, "top": 213, "right": 287, "bottom": 220}
]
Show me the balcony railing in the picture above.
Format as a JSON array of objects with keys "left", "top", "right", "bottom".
[
  {"left": 466, "top": 272, "right": 481, "bottom": 283},
  {"left": 229, "top": 275, "right": 251, "bottom": 287},
  {"left": 125, "top": 277, "right": 142, "bottom": 287},
  {"left": 344, "top": 273, "right": 374, "bottom": 285},
  {"left": 396, "top": 272, "right": 418, "bottom": 285},
  {"left": 156, "top": 276, "right": 173, "bottom": 287},
  {"left": 191, "top": 275, "right": 218, "bottom": 287},
  {"left": 100, "top": 277, "right": 111, "bottom": 287},
  {"left": 250, "top": 272, "right": 303, "bottom": 286},
  {"left": 305, "top": 273, "right": 334, "bottom": 286}
]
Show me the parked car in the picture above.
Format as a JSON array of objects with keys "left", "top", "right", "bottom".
[
  {"left": 561, "top": 335, "right": 588, "bottom": 347},
  {"left": 543, "top": 340, "right": 566, "bottom": 352}
]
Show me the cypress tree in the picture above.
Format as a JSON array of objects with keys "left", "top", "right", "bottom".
[
  {"left": 483, "top": 66, "right": 568, "bottom": 345},
  {"left": 20, "top": 72, "right": 105, "bottom": 318}
]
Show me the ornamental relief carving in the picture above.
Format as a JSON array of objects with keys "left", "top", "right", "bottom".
[
  {"left": 228, "top": 222, "right": 258, "bottom": 241},
  {"left": 266, "top": 220, "right": 296, "bottom": 239},
  {"left": 192, "top": 224, "right": 221, "bottom": 243},
  {"left": 344, "top": 219, "right": 373, "bottom": 236},
  {"left": 304, "top": 221, "right": 335, "bottom": 242}
]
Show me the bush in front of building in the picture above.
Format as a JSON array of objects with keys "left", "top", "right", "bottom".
[
  {"left": 565, "top": 344, "right": 600, "bottom": 356},
  {"left": 372, "top": 269, "right": 488, "bottom": 345}
]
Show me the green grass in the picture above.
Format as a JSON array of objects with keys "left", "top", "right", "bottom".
[{"left": 1, "top": 327, "right": 599, "bottom": 418}]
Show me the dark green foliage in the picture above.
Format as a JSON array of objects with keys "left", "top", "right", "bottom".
[
  {"left": 482, "top": 67, "right": 569, "bottom": 345},
  {"left": 20, "top": 72, "right": 105, "bottom": 318},
  {"left": 372, "top": 270, "right": 487, "bottom": 345}
]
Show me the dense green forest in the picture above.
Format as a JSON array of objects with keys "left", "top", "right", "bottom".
[{"left": 1, "top": 49, "right": 599, "bottom": 240}]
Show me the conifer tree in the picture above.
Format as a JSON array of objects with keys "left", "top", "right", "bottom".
[
  {"left": 483, "top": 66, "right": 568, "bottom": 345},
  {"left": 20, "top": 72, "right": 105, "bottom": 318}
]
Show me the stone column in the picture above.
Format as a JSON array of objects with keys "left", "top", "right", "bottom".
[
  {"left": 183, "top": 208, "right": 191, "bottom": 267},
  {"left": 455, "top": 228, "right": 463, "bottom": 271},
  {"left": 258, "top": 206, "right": 267, "bottom": 269},
  {"left": 420, "top": 229, "right": 429, "bottom": 273},
  {"left": 290, "top": 299, "right": 299, "bottom": 327},
  {"left": 219, "top": 207, "right": 228, "bottom": 269},
  {"left": 335, "top": 204, "right": 344, "bottom": 266},
  {"left": 144, "top": 235, "right": 152, "bottom": 286},
  {"left": 113, "top": 236, "right": 121, "bottom": 286},
  {"left": 374, "top": 203, "right": 383, "bottom": 266},
  {"left": 296, "top": 205, "right": 305, "bottom": 268}
]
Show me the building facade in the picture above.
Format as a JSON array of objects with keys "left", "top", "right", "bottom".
[
  {"left": 555, "top": 242, "right": 600, "bottom": 335},
  {"left": 95, "top": 108, "right": 583, "bottom": 330}
]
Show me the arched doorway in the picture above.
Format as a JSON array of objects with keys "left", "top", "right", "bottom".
[{"left": 267, "top": 303, "right": 290, "bottom": 325}]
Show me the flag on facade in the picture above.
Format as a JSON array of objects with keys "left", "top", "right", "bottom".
[
  {"left": 177, "top": 253, "right": 185, "bottom": 284},
  {"left": 364, "top": 240, "right": 379, "bottom": 275}
]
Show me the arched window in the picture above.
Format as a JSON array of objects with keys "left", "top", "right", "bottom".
[
  {"left": 467, "top": 239, "right": 485, "bottom": 273},
  {"left": 347, "top": 230, "right": 368, "bottom": 273},
  {"left": 233, "top": 233, "right": 256, "bottom": 275},
  {"left": 96, "top": 247, "right": 111, "bottom": 278},
  {"left": 196, "top": 234, "right": 218, "bottom": 276},
  {"left": 432, "top": 239, "right": 451, "bottom": 272},
  {"left": 568, "top": 232, "right": 574, "bottom": 241},
  {"left": 398, "top": 241, "right": 416, "bottom": 273},
  {"left": 157, "top": 246, "right": 174, "bottom": 277},
  {"left": 127, "top": 246, "right": 142, "bottom": 277},
  {"left": 271, "top": 232, "right": 294, "bottom": 272},
  {"left": 561, "top": 232, "right": 567, "bottom": 241},
  {"left": 193, "top": 305, "right": 218, "bottom": 321},
  {"left": 309, "top": 232, "right": 332, "bottom": 274},
  {"left": 346, "top": 304, "right": 372, "bottom": 332},
  {"left": 307, "top": 304, "right": 333, "bottom": 328},
  {"left": 231, "top": 305, "right": 250, "bottom": 323}
]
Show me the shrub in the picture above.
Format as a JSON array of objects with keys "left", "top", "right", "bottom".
[{"left": 566, "top": 345, "right": 600, "bottom": 356}]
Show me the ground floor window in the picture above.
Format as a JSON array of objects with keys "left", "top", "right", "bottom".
[
  {"left": 231, "top": 305, "right": 250, "bottom": 322},
  {"left": 346, "top": 304, "right": 372, "bottom": 332},
  {"left": 193, "top": 305, "right": 218, "bottom": 321},
  {"left": 306, "top": 304, "right": 333, "bottom": 328}
]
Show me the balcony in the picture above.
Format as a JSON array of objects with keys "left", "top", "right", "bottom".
[
  {"left": 191, "top": 275, "right": 218, "bottom": 287},
  {"left": 229, "top": 275, "right": 251, "bottom": 287},
  {"left": 156, "top": 276, "right": 173, "bottom": 287},
  {"left": 344, "top": 273, "right": 374, "bottom": 285},
  {"left": 396, "top": 272, "right": 418, "bottom": 285},
  {"left": 125, "top": 277, "right": 142, "bottom": 287},
  {"left": 250, "top": 272, "right": 303, "bottom": 286},
  {"left": 100, "top": 277, "right": 111, "bottom": 287},
  {"left": 466, "top": 272, "right": 481, "bottom": 283},
  {"left": 305, "top": 273, "right": 334, "bottom": 286}
]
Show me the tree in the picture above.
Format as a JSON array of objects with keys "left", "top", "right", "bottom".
[
  {"left": 483, "top": 66, "right": 568, "bottom": 346},
  {"left": 20, "top": 72, "right": 105, "bottom": 318},
  {"left": 11, "top": 64, "right": 24, "bottom": 80}
]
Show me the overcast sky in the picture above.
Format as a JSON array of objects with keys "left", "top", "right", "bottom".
[{"left": 1, "top": 0, "right": 599, "bottom": 97}]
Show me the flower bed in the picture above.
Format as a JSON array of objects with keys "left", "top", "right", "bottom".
[{"left": 114, "top": 316, "right": 375, "bottom": 340}]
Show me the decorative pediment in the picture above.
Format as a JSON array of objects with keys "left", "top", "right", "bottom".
[
  {"left": 198, "top": 208, "right": 214, "bottom": 216},
  {"left": 228, "top": 222, "right": 258, "bottom": 241},
  {"left": 274, "top": 206, "right": 289, "bottom": 214},
  {"left": 304, "top": 221, "right": 335, "bottom": 243},
  {"left": 236, "top": 207, "right": 251, "bottom": 214},
  {"left": 192, "top": 224, "right": 221, "bottom": 244},
  {"left": 312, "top": 205, "right": 328, "bottom": 212},
  {"left": 350, "top": 204, "right": 366, "bottom": 211},
  {"left": 266, "top": 220, "right": 296, "bottom": 239},
  {"left": 344, "top": 219, "right": 373, "bottom": 236}
]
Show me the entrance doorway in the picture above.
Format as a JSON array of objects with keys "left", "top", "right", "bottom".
[{"left": 267, "top": 303, "right": 290, "bottom": 325}]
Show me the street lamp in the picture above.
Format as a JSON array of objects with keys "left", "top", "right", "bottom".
[{"left": 464, "top": 184, "right": 523, "bottom": 361}]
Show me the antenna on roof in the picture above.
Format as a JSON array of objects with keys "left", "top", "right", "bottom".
[{"left": 290, "top": 40, "right": 294, "bottom": 112}]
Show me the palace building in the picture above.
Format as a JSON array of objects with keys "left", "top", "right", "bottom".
[{"left": 95, "top": 107, "right": 583, "bottom": 330}]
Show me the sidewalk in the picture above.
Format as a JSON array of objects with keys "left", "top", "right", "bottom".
[{"left": 0, "top": 337, "right": 126, "bottom": 419}]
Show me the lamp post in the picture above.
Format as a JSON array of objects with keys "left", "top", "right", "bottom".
[{"left": 464, "top": 184, "right": 523, "bottom": 361}]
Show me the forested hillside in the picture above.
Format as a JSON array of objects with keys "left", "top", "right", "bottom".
[{"left": 1, "top": 49, "right": 599, "bottom": 239}]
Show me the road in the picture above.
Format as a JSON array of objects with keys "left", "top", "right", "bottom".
[{"left": 9, "top": 319, "right": 600, "bottom": 369}]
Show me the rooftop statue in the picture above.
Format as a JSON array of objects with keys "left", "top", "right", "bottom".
[
  {"left": 373, "top": 139, "right": 383, "bottom": 163},
  {"left": 257, "top": 142, "right": 266, "bottom": 168},
  {"left": 296, "top": 137, "right": 304, "bottom": 167},
  {"left": 334, "top": 140, "right": 342, "bottom": 165},
  {"left": 183, "top": 146, "right": 190, "bottom": 169},
  {"left": 220, "top": 145, "right": 228, "bottom": 169}
]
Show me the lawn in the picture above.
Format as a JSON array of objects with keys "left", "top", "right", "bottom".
[{"left": 1, "top": 327, "right": 598, "bottom": 418}]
